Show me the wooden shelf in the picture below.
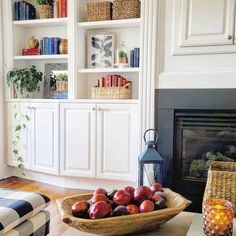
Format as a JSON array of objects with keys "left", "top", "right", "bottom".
[
  {"left": 13, "top": 18, "right": 68, "bottom": 27},
  {"left": 13, "top": 55, "right": 68, "bottom": 60},
  {"left": 78, "top": 68, "right": 140, "bottom": 74},
  {"left": 78, "top": 18, "right": 141, "bottom": 29}
]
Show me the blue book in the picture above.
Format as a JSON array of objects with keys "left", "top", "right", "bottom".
[
  {"left": 14, "top": 2, "right": 18, "bottom": 20},
  {"left": 51, "top": 38, "right": 55, "bottom": 54},
  {"left": 130, "top": 50, "right": 134, "bottom": 68},
  {"left": 54, "top": 38, "right": 60, "bottom": 54},
  {"left": 19, "top": 2, "right": 24, "bottom": 20},
  {"left": 48, "top": 38, "right": 51, "bottom": 55},
  {"left": 134, "top": 48, "right": 140, "bottom": 68},
  {"left": 25, "top": 4, "right": 29, "bottom": 20},
  {"left": 45, "top": 37, "right": 49, "bottom": 55},
  {"left": 39, "top": 40, "right": 43, "bottom": 55}
]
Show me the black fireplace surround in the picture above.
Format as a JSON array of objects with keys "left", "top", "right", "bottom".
[{"left": 155, "top": 89, "right": 236, "bottom": 212}]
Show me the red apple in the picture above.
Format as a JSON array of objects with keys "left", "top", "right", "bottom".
[
  {"left": 154, "top": 191, "right": 166, "bottom": 200},
  {"left": 72, "top": 200, "right": 89, "bottom": 218},
  {"left": 152, "top": 183, "right": 163, "bottom": 192},
  {"left": 94, "top": 188, "right": 107, "bottom": 195},
  {"left": 152, "top": 194, "right": 162, "bottom": 203},
  {"left": 91, "top": 194, "right": 109, "bottom": 204},
  {"left": 139, "top": 200, "right": 155, "bottom": 213},
  {"left": 89, "top": 201, "right": 111, "bottom": 219},
  {"left": 134, "top": 186, "right": 153, "bottom": 203},
  {"left": 126, "top": 204, "right": 139, "bottom": 215},
  {"left": 123, "top": 186, "right": 135, "bottom": 196},
  {"left": 113, "top": 190, "right": 132, "bottom": 205}
]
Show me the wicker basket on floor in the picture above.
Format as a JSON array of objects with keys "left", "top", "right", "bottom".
[
  {"left": 203, "top": 161, "right": 236, "bottom": 215},
  {"left": 87, "top": 2, "right": 112, "bottom": 21},
  {"left": 38, "top": 5, "right": 53, "bottom": 19},
  {"left": 91, "top": 83, "right": 132, "bottom": 99},
  {"left": 113, "top": 0, "right": 140, "bottom": 20}
]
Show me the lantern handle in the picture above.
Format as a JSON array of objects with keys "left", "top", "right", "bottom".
[{"left": 143, "top": 129, "right": 158, "bottom": 145}]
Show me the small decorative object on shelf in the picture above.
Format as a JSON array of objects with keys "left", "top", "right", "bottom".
[
  {"left": 88, "top": 32, "right": 114, "bottom": 68},
  {"left": 59, "top": 39, "right": 68, "bottom": 54},
  {"left": 113, "top": 0, "right": 141, "bottom": 20},
  {"left": 28, "top": 36, "right": 39, "bottom": 49},
  {"left": 138, "top": 129, "right": 163, "bottom": 187},
  {"left": 14, "top": 1, "right": 36, "bottom": 21},
  {"left": 116, "top": 41, "right": 129, "bottom": 68},
  {"left": 203, "top": 198, "right": 234, "bottom": 236},
  {"left": 87, "top": 1, "right": 112, "bottom": 22},
  {"left": 36, "top": 0, "right": 54, "bottom": 19},
  {"left": 91, "top": 74, "right": 132, "bottom": 99}
]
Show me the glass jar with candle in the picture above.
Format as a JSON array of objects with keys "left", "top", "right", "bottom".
[{"left": 203, "top": 198, "right": 234, "bottom": 236}]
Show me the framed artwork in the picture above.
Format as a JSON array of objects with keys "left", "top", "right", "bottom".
[
  {"left": 44, "top": 63, "right": 68, "bottom": 99},
  {"left": 87, "top": 32, "right": 115, "bottom": 68}
]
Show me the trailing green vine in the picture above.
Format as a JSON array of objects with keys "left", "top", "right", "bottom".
[{"left": 7, "top": 65, "right": 43, "bottom": 178}]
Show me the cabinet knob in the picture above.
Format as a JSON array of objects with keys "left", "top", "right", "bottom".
[
  {"left": 97, "top": 107, "right": 101, "bottom": 111},
  {"left": 228, "top": 35, "right": 232, "bottom": 40},
  {"left": 92, "top": 107, "right": 96, "bottom": 111}
]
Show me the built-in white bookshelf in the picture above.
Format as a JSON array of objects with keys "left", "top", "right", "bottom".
[{"left": 4, "top": 0, "right": 142, "bottom": 101}]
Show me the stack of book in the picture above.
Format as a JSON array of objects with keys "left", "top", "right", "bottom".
[
  {"left": 14, "top": 1, "right": 36, "bottom": 21},
  {"left": 55, "top": 0, "right": 68, "bottom": 18},
  {"left": 22, "top": 48, "right": 40, "bottom": 56},
  {"left": 97, "top": 75, "right": 129, "bottom": 88},
  {"left": 40, "top": 37, "right": 61, "bottom": 55},
  {"left": 130, "top": 48, "right": 140, "bottom": 68}
]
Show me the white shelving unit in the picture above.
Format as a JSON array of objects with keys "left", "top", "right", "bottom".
[
  {"left": 78, "top": 18, "right": 141, "bottom": 29},
  {"left": 13, "top": 18, "right": 68, "bottom": 27},
  {"left": 78, "top": 68, "right": 140, "bottom": 74},
  {"left": 14, "top": 55, "right": 68, "bottom": 60}
]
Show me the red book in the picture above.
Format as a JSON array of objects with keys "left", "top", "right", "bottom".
[
  {"left": 58, "top": 0, "right": 62, "bottom": 17},
  {"left": 22, "top": 48, "right": 40, "bottom": 55},
  {"left": 61, "top": 0, "right": 66, "bottom": 18},
  {"left": 65, "top": 0, "right": 67, "bottom": 17}
]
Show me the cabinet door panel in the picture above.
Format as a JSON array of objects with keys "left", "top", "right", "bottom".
[
  {"left": 31, "top": 103, "right": 59, "bottom": 175},
  {"left": 60, "top": 104, "right": 96, "bottom": 177},
  {"left": 6, "top": 102, "right": 31, "bottom": 169},
  {"left": 97, "top": 104, "right": 138, "bottom": 181}
]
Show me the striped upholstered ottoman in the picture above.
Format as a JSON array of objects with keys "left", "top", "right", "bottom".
[{"left": 0, "top": 189, "right": 50, "bottom": 236}]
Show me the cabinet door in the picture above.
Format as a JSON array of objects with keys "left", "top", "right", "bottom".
[
  {"left": 31, "top": 103, "right": 59, "bottom": 175},
  {"left": 173, "top": 0, "right": 236, "bottom": 54},
  {"left": 97, "top": 104, "right": 138, "bottom": 182},
  {"left": 6, "top": 102, "right": 31, "bottom": 169},
  {"left": 60, "top": 103, "right": 96, "bottom": 178}
]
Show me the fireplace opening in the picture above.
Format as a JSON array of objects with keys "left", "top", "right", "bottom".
[{"left": 173, "top": 110, "right": 236, "bottom": 212}]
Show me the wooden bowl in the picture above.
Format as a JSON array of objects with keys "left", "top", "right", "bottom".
[{"left": 57, "top": 188, "right": 191, "bottom": 235}]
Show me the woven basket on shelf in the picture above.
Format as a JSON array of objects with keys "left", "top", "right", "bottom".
[
  {"left": 56, "top": 81, "right": 68, "bottom": 93},
  {"left": 91, "top": 83, "right": 132, "bottom": 99},
  {"left": 38, "top": 5, "right": 53, "bottom": 19},
  {"left": 113, "top": 0, "right": 140, "bottom": 20},
  {"left": 203, "top": 161, "right": 236, "bottom": 215},
  {"left": 87, "top": 2, "right": 112, "bottom": 21}
]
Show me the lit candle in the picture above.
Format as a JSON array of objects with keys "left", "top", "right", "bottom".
[{"left": 203, "top": 198, "right": 234, "bottom": 236}]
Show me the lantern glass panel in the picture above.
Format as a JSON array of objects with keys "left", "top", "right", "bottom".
[{"left": 143, "top": 163, "right": 162, "bottom": 187}]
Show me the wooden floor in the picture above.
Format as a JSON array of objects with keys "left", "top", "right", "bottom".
[{"left": 0, "top": 177, "right": 92, "bottom": 236}]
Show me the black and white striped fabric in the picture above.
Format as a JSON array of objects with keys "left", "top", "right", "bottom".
[
  {"left": 0, "top": 189, "right": 50, "bottom": 235},
  {"left": 3, "top": 210, "right": 50, "bottom": 236}
]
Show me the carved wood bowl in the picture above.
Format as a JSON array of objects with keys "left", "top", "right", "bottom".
[{"left": 57, "top": 188, "right": 191, "bottom": 236}]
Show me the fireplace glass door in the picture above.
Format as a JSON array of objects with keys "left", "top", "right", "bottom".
[{"left": 175, "top": 111, "right": 236, "bottom": 182}]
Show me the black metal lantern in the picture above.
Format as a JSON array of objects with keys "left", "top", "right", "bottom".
[{"left": 138, "top": 129, "right": 163, "bottom": 187}]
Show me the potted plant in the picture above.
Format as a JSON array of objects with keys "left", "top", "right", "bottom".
[
  {"left": 55, "top": 72, "right": 68, "bottom": 93},
  {"left": 7, "top": 65, "right": 43, "bottom": 178},
  {"left": 7, "top": 65, "right": 43, "bottom": 98},
  {"left": 36, "top": 0, "right": 54, "bottom": 19}
]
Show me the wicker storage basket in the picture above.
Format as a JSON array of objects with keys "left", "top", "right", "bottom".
[
  {"left": 38, "top": 5, "right": 53, "bottom": 19},
  {"left": 204, "top": 161, "right": 236, "bottom": 215},
  {"left": 56, "top": 81, "right": 68, "bottom": 93},
  {"left": 113, "top": 0, "right": 140, "bottom": 20},
  {"left": 91, "top": 83, "right": 132, "bottom": 99},
  {"left": 87, "top": 2, "right": 112, "bottom": 22}
]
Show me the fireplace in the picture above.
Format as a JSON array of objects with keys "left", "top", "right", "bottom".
[{"left": 155, "top": 89, "right": 236, "bottom": 212}]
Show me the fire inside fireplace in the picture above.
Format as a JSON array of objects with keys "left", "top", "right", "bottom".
[{"left": 173, "top": 111, "right": 236, "bottom": 212}]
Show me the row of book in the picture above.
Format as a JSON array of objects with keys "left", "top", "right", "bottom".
[
  {"left": 14, "top": 1, "right": 36, "bottom": 21},
  {"left": 22, "top": 37, "right": 63, "bottom": 56},
  {"left": 55, "top": 0, "right": 68, "bottom": 18},
  {"left": 96, "top": 75, "right": 130, "bottom": 88},
  {"left": 130, "top": 48, "right": 140, "bottom": 68}
]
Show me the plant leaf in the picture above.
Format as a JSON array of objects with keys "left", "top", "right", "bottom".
[
  {"left": 15, "top": 125, "right": 21, "bottom": 132},
  {"left": 13, "top": 150, "right": 18, "bottom": 155}
]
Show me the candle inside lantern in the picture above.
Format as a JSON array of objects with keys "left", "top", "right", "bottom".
[{"left": 203, "top": 198, "right": 234, "bottom": 236}]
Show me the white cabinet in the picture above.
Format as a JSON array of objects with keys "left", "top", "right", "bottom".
[
  {"left": 30, "top": 103, "right": 59, "bottom": 175},
  {"left": 60, "top": 103, "right": 96, "bottom": 178},
  {"left": 97, "top": 104, "right": 138, "bottom": 181},
  {"left": 173, "top": 0, "right": 236, "bottom": 55},
  {"left": 60, "top": 103, "right": 138, "bottom": 182},
  {"left": 6, "top": 103, "right": 31, "bottom": 169}
]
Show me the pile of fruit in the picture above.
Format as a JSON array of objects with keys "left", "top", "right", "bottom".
[{"left": 71, "top": 183, "right": 167, "bottom": 220}]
